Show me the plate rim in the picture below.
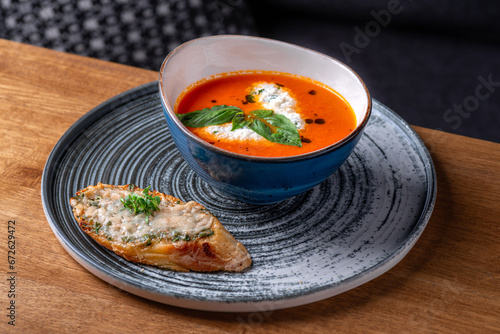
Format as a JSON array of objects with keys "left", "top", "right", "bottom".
[{"left": 41, "top": 82, "right": 437, "bottom": 312}]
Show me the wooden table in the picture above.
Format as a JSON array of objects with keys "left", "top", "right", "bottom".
[{"left": 1, "top": 38, "right": 499, "bottom": 333}]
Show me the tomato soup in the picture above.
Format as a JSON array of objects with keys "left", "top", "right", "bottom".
[{"left": 175, "top": 71, "right": 357, "bottom": 158}]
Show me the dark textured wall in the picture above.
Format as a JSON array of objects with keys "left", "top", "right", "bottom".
[{"left": 248, "top": 0, "right": 500, "bottom": 143}]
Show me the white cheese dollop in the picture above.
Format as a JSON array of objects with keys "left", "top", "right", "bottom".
[{"left": 253, "top": 83, "right": 305, "bottom": 129}]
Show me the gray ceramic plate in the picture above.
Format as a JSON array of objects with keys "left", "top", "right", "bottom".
[{"left": 41, "top": 82, "right": 436, "bottom": 312}]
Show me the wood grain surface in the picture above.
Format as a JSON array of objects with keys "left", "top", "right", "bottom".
[{"left": 0, "top": 39, "right": 499, "bottom": 333}]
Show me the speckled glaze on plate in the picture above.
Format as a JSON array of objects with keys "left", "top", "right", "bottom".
[{"left": 41, "top": 82, "right": 436, "bottom": 312}]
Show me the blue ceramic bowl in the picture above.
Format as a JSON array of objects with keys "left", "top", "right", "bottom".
[{"left": 159, "top": 36, "right": 371, "bottom": 204}]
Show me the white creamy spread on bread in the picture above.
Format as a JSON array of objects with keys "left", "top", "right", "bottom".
[
  {"left": 73, "top": 186, "right": 214, "bottom": 243},
  {"left": 70, "top": 183, "right": 252, "bottom": 272},
  {"left": 201, "top": 82, "right": 305, "bottom": 141}
]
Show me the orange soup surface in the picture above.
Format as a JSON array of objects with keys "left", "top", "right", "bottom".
[{"left": 175, "top": 71, "right": 357, "bottom": 158}]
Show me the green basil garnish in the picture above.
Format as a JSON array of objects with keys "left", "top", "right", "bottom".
[
  {"left": 247, "top": 110, "right": 302, "bottom": 147},
  {"left": 120, "top": 185, "right": 161, "bottom": 224},
  {"left": 231, "top": 111, "right": 250, "bottom": 131},
  {"left": 176, "top": 105, "right": 241, "bottom": 128},
  {"left": 177, "top": 105, "right": 302, "bottom": 147}
]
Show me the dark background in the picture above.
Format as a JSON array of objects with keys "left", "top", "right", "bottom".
[
  {"left": 247, "top": 0, "right": 500, "bottom": 143},
  {"left": 1, "top": 0, "right": 498, "bottom": 143}
]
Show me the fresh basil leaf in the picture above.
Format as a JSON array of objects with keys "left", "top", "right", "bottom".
[
  {"left": 176, "top": 105, "right": 242, "bottom": 128},
  {"left": 250, "top": 109, "right": 274, "bottom": 118},
  {"left": 178, "top": 104, "right": 302, "bottom": 147},
  {"left": 231, "top": 112, "right": 251, "bottom": 131},
  {"left": 248, "top": 110, "right": 302, "bottom": 147}
]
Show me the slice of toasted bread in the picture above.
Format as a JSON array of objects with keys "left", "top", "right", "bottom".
[{"left": 69, "top": 183, "right": 251, "bottom": 272}]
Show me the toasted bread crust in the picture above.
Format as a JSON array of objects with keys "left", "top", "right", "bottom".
[{"left": 70, "top": 183, "right": 251, "bottom": 272}]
